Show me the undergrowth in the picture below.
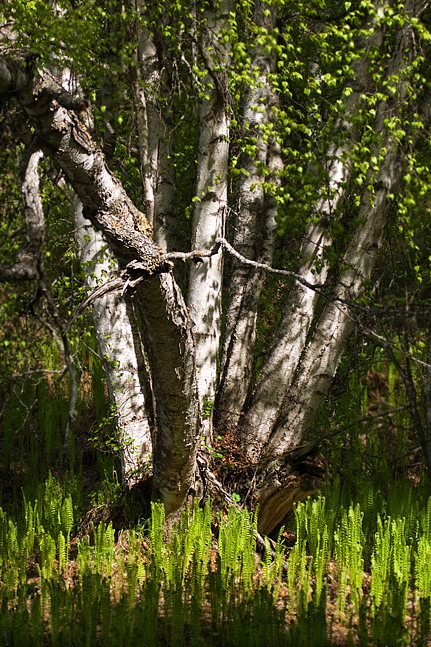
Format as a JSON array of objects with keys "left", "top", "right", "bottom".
[{"left": 0, "top": 473, "right": 430, "bottom": 645}]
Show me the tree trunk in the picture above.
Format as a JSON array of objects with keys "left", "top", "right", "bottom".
[
  {"left": 187, "top": 0, "right": 231, "bottom": 443},
  {"left": 5, "top": 63, "right": 200, "bottom": 512},
  {"left": 72, "top": 194, "right": 153, "bottom": 481},
  {"left": 216, "top": 2, "right": 281, "bottom": 431},
  {"left": 0, "top": 143, "right": 45, "bottom": 282},
  {"left": 233, "top": 14, "right": 385, "bottom": 442},
  {"left": 134, "top": 5, "right": 179, "bottom": 252},
  {"left": 239, "top": 10, "right": 412, "bottom": 462},
  {"left": 2, "top": 0, "right": 431, "bottom": 532}
]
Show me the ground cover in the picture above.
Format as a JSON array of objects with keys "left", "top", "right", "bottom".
[{"left": 0, "top": 472, "right": 430, "bottom": 646}]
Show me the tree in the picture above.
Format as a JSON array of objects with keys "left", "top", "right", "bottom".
[{"left": 1, "top": 0, "right": 431, "bottom": 534}]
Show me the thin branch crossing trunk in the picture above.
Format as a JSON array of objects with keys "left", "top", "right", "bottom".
[
  {"left": 187, "top": 0, "right": 231, "bottom": 442},
  {"left": 216, "top": 2, "right": 281, "bottom": 431}
]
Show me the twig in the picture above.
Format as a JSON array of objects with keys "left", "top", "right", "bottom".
[
  {"left": 79, "top": 338, "right": 104, "bottom": 362},
  {"left": 160, "top": 244, "right": 222, "bottom": 263},
  {"left": 38, "top": 279, "right": 78, "bottom": 449},
  {"left": 388, "top": 446, "right": 422, "bottom": 465},
  {"left": 218, "top": 238, "right": 431, "bottom": 371},
  {"left": 63, "top": 276, "right": 126, "bottom": 335},
  {"left": 216, "top": 238, "right": 327, "bottom": 293}
]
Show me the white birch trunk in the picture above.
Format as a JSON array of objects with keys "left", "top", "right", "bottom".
[
  {"left": 135, "top": 4, "right": 178, "bottom": 251},
  {"left": 241, "top": 14, "right": 386, "bottom": 459},
  {"left": 72, "top": 193, "right": 153, "bottom": 481},
  {"left": 155, "top": 117, "right": 178, "bottom": 252},
  {"left": 216, "top": 2, "right": 280, "bottom": 429},
  {"left": 260, "top": 16, "right": 422, "bottom": 459},
  {"left": 187, "top": 0, "right": 231, "bottom": 442},
  {"left": 134, "top": 9, "right": 159, "bottom": 228},
  {"left": 55, "top": 63, "right": 153, "bottom": 481},
  {"left": 265, "top": 141, "right": 404, "bottom": 457},
  {"left": 240, "top": 221, "right": 334, "bottom": 460}
]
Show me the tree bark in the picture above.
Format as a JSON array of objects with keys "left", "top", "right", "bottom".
[
  {"left": 3, "top": 0, "right": 431, "bottom": 529},
  {"left": 187, "top": 0, "right": 231, "bottom": 442},
  {"left": 3, "top": 62, "right": 200, "bottom": 512},
  {"left": 0, "top": 143, "right": 44, "bottom": 282},
  {"left": 216, "top": 2, "right": 281, "bottom": 431},
  {"left": 260, "top": 16, "right": 422, "bottom": 460},
  {"left": 239, "top": 9, "right": 408, "bottom": 461},
  {"left": 72, "top": 194, "right": 153, "bottom": 481},
  {"left": 134, "top": 1, "right": 178, "bottom": 252}
]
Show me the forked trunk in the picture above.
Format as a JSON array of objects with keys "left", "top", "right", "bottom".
[{"left": 2, "top": 0, "right": 431, "bottom": 534}]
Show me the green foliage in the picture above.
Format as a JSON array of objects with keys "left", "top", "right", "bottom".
[
  {"left": 0, "top": 471, "right": 429, "bottom": 645},
  {"left": 335, "top": 504, "right": 365, "bottom": 619},
  {"left": 2, "top": 0, "right": 431, "bottom": 494},
  {"left": 3, "top": 0, "right": 431, "bottom": 642},
  {"left": 370, "top": 515, "right": 412, "bottom": 645}
]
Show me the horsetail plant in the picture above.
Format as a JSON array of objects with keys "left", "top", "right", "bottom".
[
  {"left": 0, "top": 471, "right": 430, "bottom": 645},
  {"left": 334, "top": 504, "right": 365, "bottom": 620}
]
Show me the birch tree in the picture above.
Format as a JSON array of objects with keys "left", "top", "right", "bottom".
[{"left": 2, "top": 0, "right": 431, "bottom": 533}]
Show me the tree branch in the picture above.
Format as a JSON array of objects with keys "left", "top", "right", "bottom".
[
  {"left": 63, "top": 246, "right": 222, "bottom": 335},
  {"left": 0, "top": 142, "right": 44, "bottom": 282},
  {"left": 287, "top": 406, "right": 410, "bottom": 460},
  {"left": 216, "top": 238, "right": 328, "bottom": 293}
]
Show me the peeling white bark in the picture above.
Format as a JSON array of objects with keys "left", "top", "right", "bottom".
[
  {"left": 262, "top": 17, "right": 421, "bottom": 458},
  {"left": 72, "top": 193, "right": 153, "bottom": 481},
  {"left": 135, "top": 5, "right": 178, "bottom": 251},
  {"left": 0, "top": 145, "right": 45, "bottom": 282},
  {"left": 216, "top": 2, "right": 281, "bottom": 430},
  {"left": 241, "top": 220, "right": 334, "bottom": 459},
  {"left": 135, "top": 8, "right": 159, "bottom": 227},
  {"left": 10, "top": 62, "right": 200, "bottom": 509},
  {"left": 155, "top": 119, "right": 178, "bottom": 252},
  {"left": 265, "top": 140, "right": 403, "bottom": 457},
  {"left": 187, "top": 0, "right": 231, "bottom": 441}
]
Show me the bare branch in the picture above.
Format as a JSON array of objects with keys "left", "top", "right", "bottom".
[
  {"left": 388, "top": 445, "right": 422, "bottom": 465},
  {"left": 217, "top": 238, "right": 327, "bottom": 291},
  {"left": 214, "top": 239, "right": 431, "bottom": 373},
  {"left": 10, "top": 369, "right": 65, "bottom": 380},
  {"left": 63, "top": 235, "right": 327, "bottom": 345},
  {"left": 161, "top": 244, "right": 222, "bottom": 263},
  {"left": 63, "top": 276, "right": 127, "bottom": 335},
  {"left": 287, "top": 406, "right": 410, "bottom": 460},
  {"left": 63, "top": 246, "right": 222, "bottom": 335}
]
